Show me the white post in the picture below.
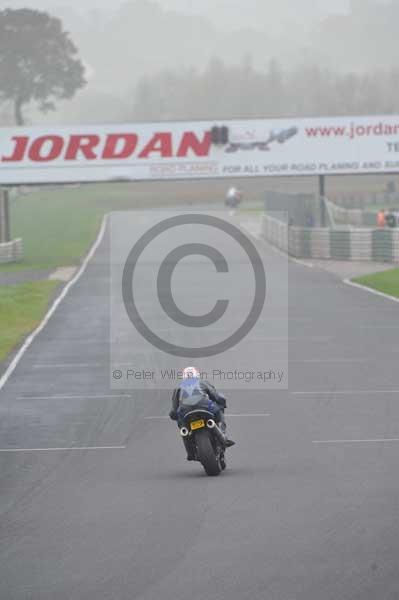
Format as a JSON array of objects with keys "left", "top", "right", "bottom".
[{"left": 0, "top": 188, "right": 10, "bottom": 243}]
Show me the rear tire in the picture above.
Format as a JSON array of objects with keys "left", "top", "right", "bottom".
[
  {"left": 220, "top": 453, "right": 226, "bottom": 471},
  {"left": 195, "top": 430, "right": 221, "bottom": 476}
]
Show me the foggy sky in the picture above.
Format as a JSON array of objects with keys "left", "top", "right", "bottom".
[
  {"left": 0, "top": 0, "right": 352, "bottom": 24},
  {"left": 0, "top": 0, "right": 395, "bottom": 126}
]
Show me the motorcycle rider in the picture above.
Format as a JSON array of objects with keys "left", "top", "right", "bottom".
[
  {"left": 169, "top": 366, "right": 235, "bottom": 460},
  {"left": 225, "top": 186, "right": 242, "bottom": 208}
]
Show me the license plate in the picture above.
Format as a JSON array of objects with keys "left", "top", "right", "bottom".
[{"left": 190, "top": 419, "right": 205, "bottom": 431}]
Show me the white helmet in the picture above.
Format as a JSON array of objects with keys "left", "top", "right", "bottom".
[
  {"left": 227, "top": 186, "right": 237, "bottom": 198},
  {"left": 182, "top": 366, "right": 200, "bottom": 379}
]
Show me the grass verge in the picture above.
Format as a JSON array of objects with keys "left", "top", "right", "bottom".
[
  {"left": 353, "top": 268, "right": 399, "bottom": 298},
  {"left": 0, "top": 280, "right": 59, "bottom": 363},
  {"left": 0, "top": 181, "right": 261, "bottom": 273},
  {"left": 0, "top": 184, "right": 136, "bottom": 272}
]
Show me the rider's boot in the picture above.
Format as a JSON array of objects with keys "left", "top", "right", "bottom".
[{"left": 219, "top": 421, "right": 235, "bottom": 447}]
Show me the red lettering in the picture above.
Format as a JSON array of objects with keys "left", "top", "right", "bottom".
[
  {"left": 28, "top": 135, "right": 64, "bottom": 162},
  {"left": 102, "top": 134, "right": 138, "bottom": 160},
  {"left": 177, "top": 132, "right": 211, "bottom": 157},
  {"left": 2, "top": 136, "right": 29, "bottom": 162},
  {"left": 65, "top": 135, "right": 100, "bottom": 160},
  {"left": 138, "top": 133, "right": 173, "bottom": 158}
]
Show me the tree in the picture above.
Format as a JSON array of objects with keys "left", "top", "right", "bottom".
[{"left": 0, "top": 8, "right": 86, "bottom": 125}]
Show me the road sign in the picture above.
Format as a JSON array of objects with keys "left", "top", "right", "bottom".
[{"left": 0, "top": 115, "right": 399, "bottom": 184}]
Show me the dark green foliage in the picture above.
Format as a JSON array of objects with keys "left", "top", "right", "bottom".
[{"left": 0, "top": 8, "right": 86, "bottom": 124}]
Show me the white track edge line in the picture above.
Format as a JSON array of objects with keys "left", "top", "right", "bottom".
[
  {"left": 313, "top": 438, "right": 399, "bottom": 444},
  {"left": 343, "top": 278, "right": 399, "bottom": 304},
  {"left": 293, "top": 390, "right": 399, "bottom": 395},
  {"left": 0, "top": 445, "right": 126, "bottom": 452},
  {"left": 16, "top": 394, "right": 133, "bottom": 400},
  {"left": 0, "top": 214, "right": 108, "bottom": 392}
]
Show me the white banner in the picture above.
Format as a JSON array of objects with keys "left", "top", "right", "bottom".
[{"left": 1, "top": 115, "right": 399, "bottom": 184}]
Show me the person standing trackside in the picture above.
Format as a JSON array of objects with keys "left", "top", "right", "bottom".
[{"left": 377, "top": 209, "right": 386, "bottom": 228}]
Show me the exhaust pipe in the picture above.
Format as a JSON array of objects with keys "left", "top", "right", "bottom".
[
  {"left": 180, "top": 427, "right": 189, "bottom": 437},
  {"left": 207, "top": 420, "right": 226, "bottom": 445}
]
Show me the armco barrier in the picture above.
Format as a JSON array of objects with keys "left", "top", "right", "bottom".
[
  {"left": 350, "top": 230, "right": 373, "bottom": 261},
  {"left": 262, "top": 213, "right": 288, "bottom": 252},
  {"left": 0, "top": 238, "right": 23, "bottom": 264},
  {"left": 310, "top": 229, "right": 330, "bottom": 259},
  {"left": 262, "top": 214, "right": 399, "bottom": 262},
  {"left": 394, "top": 233, "right": 399, "bottom": 262}
]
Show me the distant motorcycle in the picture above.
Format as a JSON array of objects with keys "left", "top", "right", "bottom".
[
  {"left": 225, "top": 186, "right": 243, "bottom": 209},
  {"left": 179, "top": 400, "right": 228, "bottom": 476}
]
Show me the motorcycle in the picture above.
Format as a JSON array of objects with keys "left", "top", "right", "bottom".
[
  {"left": 179, "top": 402, "right": 228, "bottom": 476},
  {"left": 225, "top": 189, "right": 242, "bottom": 210}
]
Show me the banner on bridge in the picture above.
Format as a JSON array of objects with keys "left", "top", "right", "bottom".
[{"left": 1, "top": 115, "right": 399, "bottom": 184}]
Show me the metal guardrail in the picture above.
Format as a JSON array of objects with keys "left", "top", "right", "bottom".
[
  {"left": 262, "top": 214, "right": 399, "bottom": 262},
  {"left": 0, "top": 238, "right": 23, "bottom": 264}
]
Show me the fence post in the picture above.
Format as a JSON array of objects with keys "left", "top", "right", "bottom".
[
  {"left": 0, "top": 188, "right": 11, "bottom": 243},
  {"left": 319, "top": 175, "right": 326, "bottom": 227}
]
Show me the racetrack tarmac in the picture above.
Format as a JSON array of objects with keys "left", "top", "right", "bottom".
[{"left": 1, "top": 205, "right": 399, "bottom": 600}]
